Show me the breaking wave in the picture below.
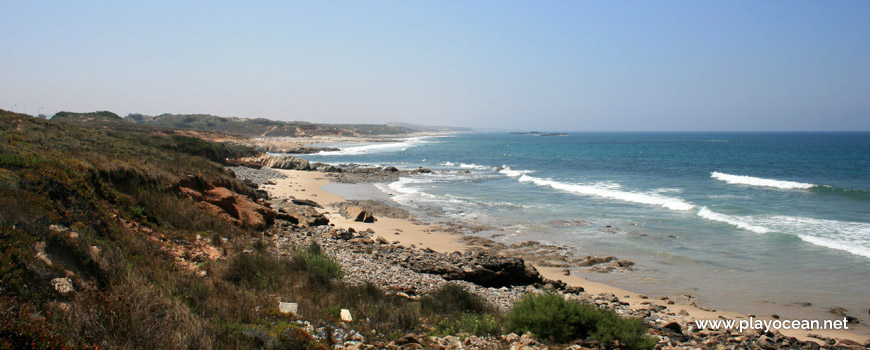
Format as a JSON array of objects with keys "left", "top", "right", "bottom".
[
  {"left": 696, "top": 207, "right": 771, "bottom": 233},
  {"left": 498, "top": 166, "right": 535, "bottom": 178},
  {"left": 515, "top": 175, "right": 696, "bottom": 211},
  {"left": 711, "top": 172, "right": 815, "bottom": 190},
  {"left": 317, "top": 137, "right": 429, "bottom": 156}
]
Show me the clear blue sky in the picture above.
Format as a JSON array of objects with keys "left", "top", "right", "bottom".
[{"left": 2, "top": 1, "right": 868, "bottom": 131}]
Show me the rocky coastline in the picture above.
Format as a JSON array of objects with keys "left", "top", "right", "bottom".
[{"left": 228, "top": 158, "right": 869, "bottom": 349}]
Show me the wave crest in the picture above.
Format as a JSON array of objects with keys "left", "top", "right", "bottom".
[
  {"left": 711, "top": 172, "right": 815, "bottom": 190},
  {"left": 498, "top": 166, "right": 535, "bottom": 178},
  {"left": 317, "top": 137, "right": 429, "bottom": 156},
  {"left": 696, "top": 207, "right": 771, "bottom": 233},
  {"left": 516, "top": 175, "right": 696, "bottom": 211}
]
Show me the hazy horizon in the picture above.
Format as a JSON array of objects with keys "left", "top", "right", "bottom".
[{"left": 2, "top": 1, "right": 868, "bottom": 131}]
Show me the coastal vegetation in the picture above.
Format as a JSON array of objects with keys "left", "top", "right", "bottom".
[
  {"left": 126, "top": 113, "right": 417, "bottom": 137},
  {"left": 0, "top": 109, "right": 655, "bottom": 349},
  {"left": 505, "top": 292, "right": 656, "bottom": 349}
]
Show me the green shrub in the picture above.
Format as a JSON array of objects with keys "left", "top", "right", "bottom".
[
  {"left": 292, "top": 242, "right": 343, "bottom": 281},
  {"left": 504, "top": 292, "right": 655, "bottom": 349},
  {"left": 431, "top": 313, "right": 501, "bottom": 336},
  {"left": 223, "top": 252, "right": 289, "bottom": 290},
  {"left": 421, "top": 283, "right": 496, "bottom": 316}
]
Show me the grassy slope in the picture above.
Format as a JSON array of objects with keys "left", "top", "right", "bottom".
[
  {"left": 127, "top": 113, "right": 417, "bottom": 137},
  {"left": 0, "top": 109, "right": 264, "bottom": 348}
]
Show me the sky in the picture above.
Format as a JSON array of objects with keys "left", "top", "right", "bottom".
[{"left": 1, "top": 1, "right": 868, "bottom": 131}]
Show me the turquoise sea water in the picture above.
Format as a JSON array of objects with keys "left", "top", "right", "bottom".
[{"left": 302, "top": 132, "right": 870, "bottom": 323}]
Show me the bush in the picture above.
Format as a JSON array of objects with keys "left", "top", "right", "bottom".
[
  {"left": 431, "top": 313, "right": 501, "bottom": 336},
  {"left": 292, "top": 242, "right": 344, "bottom": 281},
  {"left": 223, "top": 252, "right": 288, "bottom": 289},
  {"left": 504, "top": 292, "right": 655, "bottom": 349},
  {"left": 421, "top": 283, "right": 495, "bottom": 316}
]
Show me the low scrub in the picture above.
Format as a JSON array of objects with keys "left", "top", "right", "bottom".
[
  {"left": 431, "top": 313, "right": 501, "bottom": 337},
  {"left": 292, "top": 242, "right": 344, "bottom": 282},
  {"left": 423, "top": 284, "right": 502, "bottom": 336},
  {"left": 420, "top": 283, "right": 496, "bottom": 316},
  {"left": 505, "top": 292, "right": 655, "bottom": 349}
]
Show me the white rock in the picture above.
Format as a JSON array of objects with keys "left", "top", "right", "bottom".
[
  {"left": 279, "top": 302, "right": 298, "bottom": 315},
  {"left": 51, "top": 277, "right": 74, "bottom": 294},
  {"left": 340, "top": 308, "right": 353, "bottom": 322}
]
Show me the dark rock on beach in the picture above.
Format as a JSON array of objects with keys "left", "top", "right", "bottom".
[{"left": 291, "top": 198, "right": 323, "bottom": 208}]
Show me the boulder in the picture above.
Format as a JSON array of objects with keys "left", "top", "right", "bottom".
[
  {"left": 275, "top": 203, "right": 329, "bottom": 227},
  {"left": 330, "top": 229, "right": 354, "bottom": 240},
  {"left": 278, "top": 302, "right": 298, "bottom": 315},
  {"left": 394, "top": 334, "right": 421, "bottom": 345},
  {"left": 311, "top": 162, "right": 343, "bottom": 173},
  {"left": 410, "top": 252, "right": 544, "bottom": 288},
  {"left": 410, "top": 167, "right": 432, "bottom": 174},
  {"left": 342, "top": 206, "right": 376, "bottom": 223},
  {"left": 662, "top": 321, "right": 683, "bottom": 334},
  {"left": 291, "top": 199, "right": 322, "bottom": 208},
  {"left": 340, "top": 309, "right": 353, "bottom": 322},
  {"left": 51, "top": 277, "right": 74, "bottom": 294}
]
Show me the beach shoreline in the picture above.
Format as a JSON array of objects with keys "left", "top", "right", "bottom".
[{"left": 254, "top": 167, "right": 869, "bottom": 345}]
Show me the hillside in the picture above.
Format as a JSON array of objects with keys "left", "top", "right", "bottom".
[
  {"left": 0, "top": 109, "right": 279, "bottom": 347},
  {"left": 386, "top": 122, "right": 473, "bottom": 133},
  {"left": 127, "top": 113, "right": 417, "bottom": 137}
]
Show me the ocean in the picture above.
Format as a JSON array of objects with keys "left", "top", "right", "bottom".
[{"left": 301, "top": 132, "right": 870, "bottom": 323}]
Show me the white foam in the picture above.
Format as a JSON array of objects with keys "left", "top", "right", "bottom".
[
  {"left": 711, "top": 172, "right": 815, "bottom": 190},
  {"left": 654, "top": 187, "right": 684, "bottom": 194},
  {"left": 317, "top": 137, "right": 429, "bottom": 156},
  {"left": 459, "top": 163, "right": 490, "bottom": 170},
  {"left": 694, "top": 211, "right": 870, "bottom": 259},
  {"left": 696, "top": 207, "right": 771, "bottom": 233},
  {"left": 499, "top": 166, "right": 535, "bottom": 178},
  {"left": 517, "top": 175, "right": 696, "bottom": 211},
  {"left": 755, "top": 216, "right": 870, "bottom": 259},
  {"left": 797, "top": 235, "right": 870, "bottom": 259}
]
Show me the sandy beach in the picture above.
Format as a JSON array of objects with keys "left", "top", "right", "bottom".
[{"left": 258, "top": 168, "right": 869, "bottom": 346}]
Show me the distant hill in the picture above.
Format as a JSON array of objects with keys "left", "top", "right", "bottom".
[
  {"left": 386, "top": 122, "right": 473, "bottom": 132},
  {"left": 53, "top": 110, "right": 123, "bottom": 121},
  {"left": 127, "top": 113, "right": 417, "bottom": 137}
]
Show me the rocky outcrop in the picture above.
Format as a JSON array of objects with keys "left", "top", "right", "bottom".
[
  {"left": 239, "top": 155, "right": 312, "bottom": 170},
  {"left": 334, "top": 231, "right": 545, "bottom": 288},
  {"left": 271, "top": 199, "right": 329, "bottom": 227},
  {"left": 413, "top": 252, "right": 544, "bottom": 288},
  {"left": 257, "top": 145, "right": 340, "bottom": 154},
  {"left": 178, "top": 185, "right": 276, "bottom": 230},
  {"left": 311, "top": 162, "right": 342, "bottom": 173},
  {"left": 335, "top": 200, "right": 412, "bottom": 220}
]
